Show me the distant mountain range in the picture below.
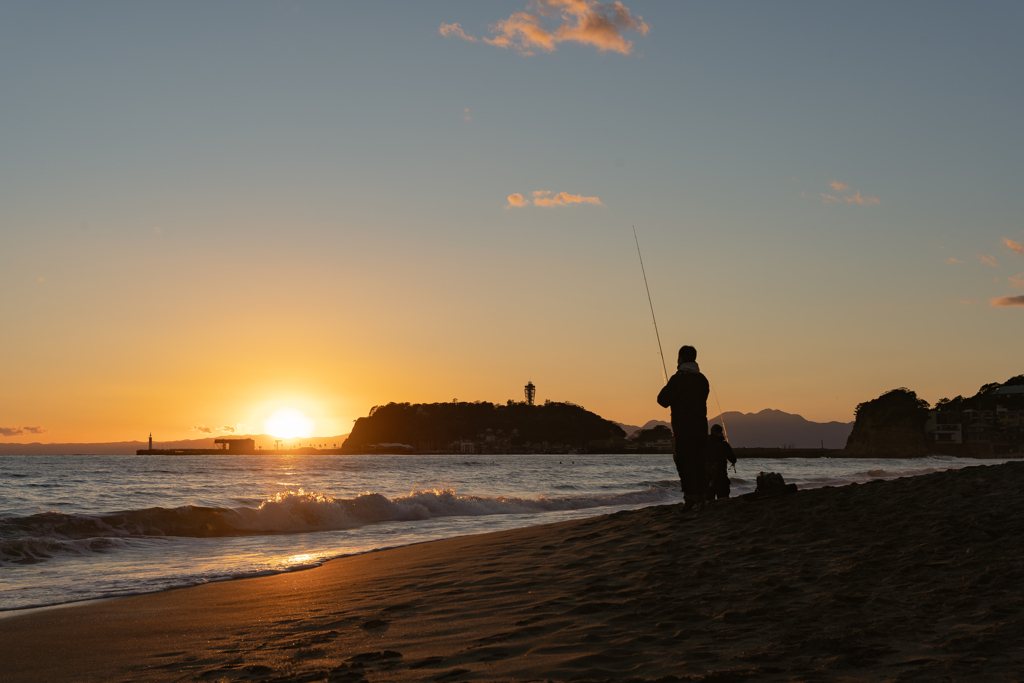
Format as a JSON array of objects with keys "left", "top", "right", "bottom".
[
  {"left": 0, "top": 434, "right": 350, "bottom": 456},
  {"left": 617, "top": 409, "right": 854, "bottom": 449}
]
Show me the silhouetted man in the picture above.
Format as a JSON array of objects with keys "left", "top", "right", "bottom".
[{"left": 657, "top": 345, "right": 710, "bottom": 510}]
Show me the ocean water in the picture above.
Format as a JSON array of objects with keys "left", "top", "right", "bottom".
[{"left": 0, "top": 453, "right": 1010, "bottom": 612}]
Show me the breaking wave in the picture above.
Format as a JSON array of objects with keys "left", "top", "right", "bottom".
[
  {"left": 862, "top": 467, "right": 941, "bottom": 479},
  {"left": 0, "top": 486, "right": 674, "bottom": 564}
]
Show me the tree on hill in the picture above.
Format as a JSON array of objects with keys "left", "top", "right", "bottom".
[
  {"left": 633, "top": 425, "right": 673, "bottom": 444},
  {"left": 844, "top": 388, "right": 930, "bottom": 456},
  {"left": 934, "top": 375, "right": 1024, "bottom": 413}
]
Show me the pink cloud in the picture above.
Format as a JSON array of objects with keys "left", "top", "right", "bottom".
[
  {"left": 533, "top": 190, "right": 552, "bottom": 197},
  {"left": 991, "top": 295, "right": 1024, "bottom": 307},
  {"left": 439, "top": 22, "right": 477, "bottom": 42},
  {"left": 830, "top": 180, "right": 850, "bottom": 192},
  {"left": 506, "top": 193, "right": 527, "bottom": 208},
  {"left": 977, "top": 254, "right": 1000, "bottom": 268},
  {"left": 484, "top": 11, "right": 556, "bottom": 55},
  {"left": 844, "top": 190, "right": 881, "bottom": 206},
  {"left": 1003, "top": 238, "right": 1024, "bottom": 255},
  {"left": 534, "top": 191, "right": 602, "bottom": 207},
  {"left": 1009, "top": 272, "right": 1024, "bottom": 289},
  {"left": 447, "top": 0, "right": 649, "bottom": 56},
  {"left": 462, "top": 107, "right": 471, "bottom": 121},
  {"left": 820, "top": 193, "right": 840, "bottom": 204},
  {"left": 944, "top": 257, "right": 964, "bottom": 264}
]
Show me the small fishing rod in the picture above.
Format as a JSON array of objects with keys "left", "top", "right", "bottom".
[{"left": 632, "top": 226, "right": 733, "bottom": 456}]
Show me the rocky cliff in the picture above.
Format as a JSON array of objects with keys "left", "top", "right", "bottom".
[{"left": 844, "top": 388, "right": 930, "bottom": 456}]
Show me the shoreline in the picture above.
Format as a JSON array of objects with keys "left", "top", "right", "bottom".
[{"left": 3, "top": 461, "right": 1023, "bottom": 681}]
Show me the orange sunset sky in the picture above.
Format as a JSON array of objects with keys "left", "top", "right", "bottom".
[{"left": 2, "top": 1, "right": 1022, "bottom": 443}]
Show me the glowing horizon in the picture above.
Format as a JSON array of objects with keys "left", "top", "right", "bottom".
[{"left": 264, "top": 408, "right": 316, "bottom": 440}]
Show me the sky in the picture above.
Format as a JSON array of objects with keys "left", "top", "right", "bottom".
[{"left": 2, "top": 1, "right": 1023, "bottom": 443}]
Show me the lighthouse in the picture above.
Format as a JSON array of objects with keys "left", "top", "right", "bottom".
[
  {"left": 525, "top": 381, "right": 536, "bottom": 406},
  {"left": 148, "top": 433, "right": 153, "bottom": 451}
]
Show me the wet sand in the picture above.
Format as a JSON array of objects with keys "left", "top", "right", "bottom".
[{"left": 3, "top": 462, "right": 1023, "bottom": 682}]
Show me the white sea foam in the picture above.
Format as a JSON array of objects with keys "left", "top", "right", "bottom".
[{"left": 863, "top": 467, "right": 940, "bottom": 479}]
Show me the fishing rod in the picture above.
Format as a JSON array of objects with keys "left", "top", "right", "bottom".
[
  {"left": 632, "top": 226, "right": 668, "bottom": 385},
  {"left": 712, "top": 385, "right": 736, "bottom": 472},
  {"left": 632, "top": 226, "right": 733, "bottom": 456}
]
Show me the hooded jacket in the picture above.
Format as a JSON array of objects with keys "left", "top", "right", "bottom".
[{"left": 656, "top": 361, "right": 710, "bottom": 437}]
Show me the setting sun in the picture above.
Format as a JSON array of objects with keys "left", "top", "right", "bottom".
[{"left": 264, "top": 408, "right": 315, "bottom": 439}]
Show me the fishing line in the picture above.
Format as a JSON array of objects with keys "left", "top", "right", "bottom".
[{"left": 711, "top": 385, "right": 730, "bottom": 444}]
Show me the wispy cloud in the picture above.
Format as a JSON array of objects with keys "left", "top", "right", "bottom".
[
  {"left": 534, "top": 191, "right": 602, "bottom": 207},
  {"left": 192, "top": 424, "right": 213, "bottom": 434},
  {"left": 506, "top": 193, "right": 527, "bottom": 209},
  {"left": 1009, "top": 272, "right": 1024, "bottom": 289},
  {"left": 977, "top": 254, "right": 1000, "bottom": 268},
  {"left": 991, "top": 295, "right": 1024, "bottom": 307},
  {"left": 944, "top": 257, "right": 964, "bottom": 264},
  {"left": 443, "top": 0, "right": 649, "bottom": 56},
  {"left": 219, "top": 424, "right": 249, "bottom": 434},
  {"left": 844, "top": 190, "right": 881, "bottom": 206},
  {"left": 507, "top": 190, "right": 602, "bottom": 208},
  {"left": 1003, "top": 238, "right": 1024, "bottom": 255},
  {"left": 152, "top": 226, "right": 162, "bottom": 235},
  {"left": 816, "top": 179, "right": 879, "bottom": 206},
  {"left": 439, "top": 22, "right": 477, "bottom": 42},
  {"left": 462, "top": 107, "right": 472, "bottom": 121},
  {"left": 0, "top": 426, "right": 47, "bottom": 437}
]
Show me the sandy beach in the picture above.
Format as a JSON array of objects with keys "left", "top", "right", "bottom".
[{"left": 3, "top": 461, "right": 1023, "bottom": 682}]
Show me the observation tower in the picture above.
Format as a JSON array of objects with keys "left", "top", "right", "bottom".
[{"left": 525, "top": 381, "right": 536, "bottom": 406}]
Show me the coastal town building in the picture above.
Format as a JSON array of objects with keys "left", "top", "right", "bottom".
[{"left": 926, "top": 407, "right": 1023, "bottom": 455}]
